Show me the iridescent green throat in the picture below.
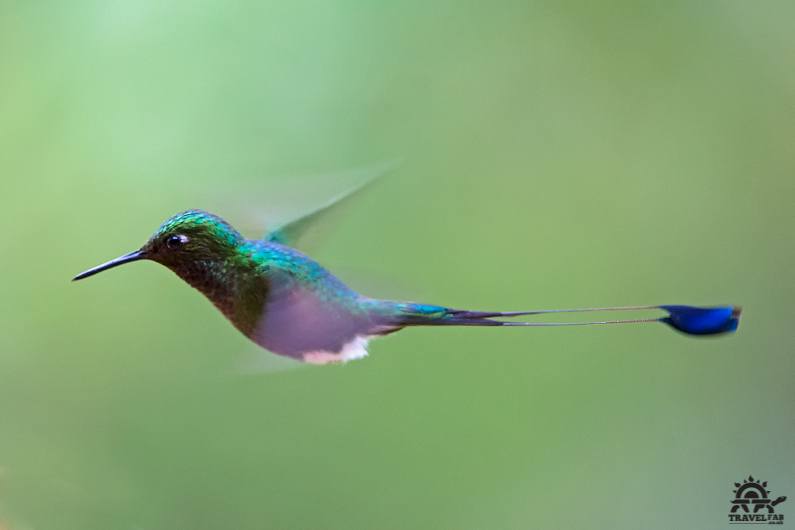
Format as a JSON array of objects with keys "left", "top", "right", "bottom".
[{"left": 163, "top": 248, "right": 269, "bottom": 336}]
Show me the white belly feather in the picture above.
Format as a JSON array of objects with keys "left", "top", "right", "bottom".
[{"left": 301, "top": 335, "right": 372, "bottom": 365}]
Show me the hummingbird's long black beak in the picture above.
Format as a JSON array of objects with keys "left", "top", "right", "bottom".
[{"left": 72, "top": 250, "right": 146, "bottom": 281}]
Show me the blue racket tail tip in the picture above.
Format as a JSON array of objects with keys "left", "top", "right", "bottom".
[{"left": 659, "top": 305, "right": 742, "bottom": 336}]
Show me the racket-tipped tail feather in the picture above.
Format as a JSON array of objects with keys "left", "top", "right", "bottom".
[{"left": 383, "top": 302, "right": 741, "bottom": 336}]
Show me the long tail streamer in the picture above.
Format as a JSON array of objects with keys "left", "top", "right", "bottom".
[{"left": 402, "top": 304, "right": 741, "bottom": 336}]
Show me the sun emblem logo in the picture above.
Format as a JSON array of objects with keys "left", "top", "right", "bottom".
[{"left": 731, "top": 475, "right": 787, "bottom": 517}]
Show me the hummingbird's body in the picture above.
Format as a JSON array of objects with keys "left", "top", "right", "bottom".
[
  {"left": 74, "top": 206, "right": 741, "bottom": 364},
  {"left": 131, "top": 210, "right": 385, "bottom": 363}
]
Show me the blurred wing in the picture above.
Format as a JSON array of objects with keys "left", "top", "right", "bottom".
[
  {"left": 231, "top": 263, "right": 426, "bottom": 374},
  {"left": 264, "top": 159, "right": 400, "bottom": 249},
  {"left": 252, "top": 268, "right": 375, "bottom": 358},
  {"left": 233, "top": 269, "right": 375, "bottom": 374}
]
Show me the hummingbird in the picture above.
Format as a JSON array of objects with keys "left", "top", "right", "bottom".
[{"left": 73, "top": 187, "right": 741, "bottom": 364}]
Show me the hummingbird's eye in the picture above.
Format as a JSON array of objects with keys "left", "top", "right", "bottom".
[{"left": 166, "top": 234, "right": 189, "bottom": 250}]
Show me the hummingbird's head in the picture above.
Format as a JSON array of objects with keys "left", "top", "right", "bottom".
[
  {"left": 142, "top": 210, "right": 244, "bottom": 267},
  {"left": 73, "top": 210, "right": 245, "bottom": 281}
]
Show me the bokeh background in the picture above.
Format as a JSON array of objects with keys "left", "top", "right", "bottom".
[{"left": 1, "top": 2, "right": 793, "bottom": 529}]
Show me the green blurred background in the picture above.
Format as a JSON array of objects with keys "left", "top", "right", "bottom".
[{"left": 1, "top": 2, "right": 793, "bottom": 529}]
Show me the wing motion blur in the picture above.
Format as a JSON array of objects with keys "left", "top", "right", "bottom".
[{"left": 264, "top": 159, "right": 400, "bottom": 249}]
